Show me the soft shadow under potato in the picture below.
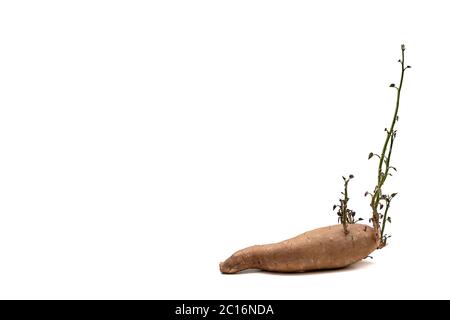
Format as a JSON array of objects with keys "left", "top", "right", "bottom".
[{"left": 226, "top": 259, "right": 374, "bottom": 276}]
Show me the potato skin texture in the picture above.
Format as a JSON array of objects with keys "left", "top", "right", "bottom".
[{"left": 220, "top": 224, "right": 378, "bottom": 274}]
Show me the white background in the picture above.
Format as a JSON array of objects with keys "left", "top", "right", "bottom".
[{"left": 0, "top": 1, "right": 449, "bottom": 299}]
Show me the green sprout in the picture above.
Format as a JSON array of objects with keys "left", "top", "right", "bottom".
[
  {"left": 333, "top": 175, "right": 363, "bottom": 234},
  {"left": 366, "top": 44, "right": 410, "bottom": 247}
]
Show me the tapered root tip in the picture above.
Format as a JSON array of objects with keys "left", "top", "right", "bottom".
[
  {"left": 219, "top": 261, "right": 229, "bottom": 274},
  {"left": 219, "top": 261, "right": 239, "bottom": 274}
]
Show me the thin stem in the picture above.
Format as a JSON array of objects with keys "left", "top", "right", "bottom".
[
  {"left": 380, "top": 200, "right": 391, "bottom": 240},
  {"left": 378, "top": 50, "right": 404, "bottom": 181},
  {"left": 370, "top": 45, "right": 407, "bottom": 245},
  {"left": 383, "top": 134, "right": 395, "bottom": 183},
  {"left": 343, "top": 179, "right": 349, "bottom": 234}
]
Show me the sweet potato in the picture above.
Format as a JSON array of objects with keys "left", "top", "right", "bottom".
[{"left": 219, "top": 224, "right": 378, "bottom": 274}]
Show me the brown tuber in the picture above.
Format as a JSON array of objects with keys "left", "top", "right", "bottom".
[{"left": 220, "top": 224, "right": 378, "bottom": 274}]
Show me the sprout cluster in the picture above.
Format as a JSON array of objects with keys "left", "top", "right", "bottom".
[{"left": 333, "top": 175, "right": 363, "bottom": 234}]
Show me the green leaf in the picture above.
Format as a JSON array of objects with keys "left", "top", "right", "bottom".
[{"left": 368, "top": 152, "right": 374, "bottom": 159}]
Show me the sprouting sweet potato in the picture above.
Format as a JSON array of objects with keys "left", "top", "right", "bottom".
[
  {"left": 220, "top": 46, "right": 410, "bottom": 274},
  {"left": 219, "top": 224, "right": 378, "bottom": 274}
]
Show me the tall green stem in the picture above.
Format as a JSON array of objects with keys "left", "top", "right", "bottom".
[{"left": 370, "top": 45, "right": 408, "bottom": 245}]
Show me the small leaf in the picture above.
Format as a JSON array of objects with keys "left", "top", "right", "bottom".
[
  {"left": 342, "top": 176, "right": 346, "bottom": 181},
  {"left": 401, "top": 44, "right": 405, "bottom": 50},
  {"left": 349, "top": 174, "right": 354, "bottom": 179},
  {"left": 389, "top": 83, "right": 396, "bottom": 87},
  {"left": 406, "top": 65, "right": 411, "bottom": 69},
  {"left": 396, "top": 115, "right": 399, "bottom": 121},
  {"left": 387, "top": 217, "right": 391, "bottom": 223},
  {"left": 333, "top": 205, "right": 337, "bottom": 210},
  {"left": 368, "top": 152, "right": 374, "bottom": 160},
  {"left": 391, "top": 193, "right": 398, "bottom": 198},
  {"left": 391, "top": 167, "right": 397, "bottom": 171},
  {"left": 380, "top": 204, "right": 384, "bottom": 210},
  {"left": 364, "top": 191, "right": 369, "bottom": 197}
]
